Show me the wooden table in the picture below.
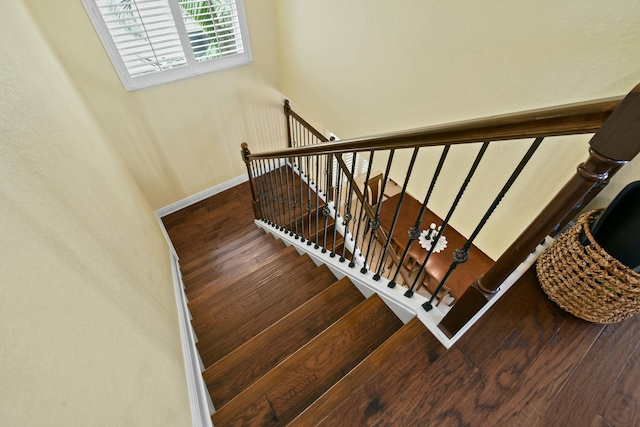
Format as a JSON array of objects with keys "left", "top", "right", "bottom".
[{"left": 378, "top": 193, "right": 494, "bottom": 301}]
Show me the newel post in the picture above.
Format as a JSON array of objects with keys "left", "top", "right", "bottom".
[
  {"left": 439, "top": 83, "right": 640, "bottom": 338},
  {"left": 241, "top": 142, "right": 262, "bottom": 220},
  {"left": 284, "top": 99, "right": 293, "bottom": 148}
]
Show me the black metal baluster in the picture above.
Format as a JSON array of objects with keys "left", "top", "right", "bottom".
[
  {"left": 351, "top": 152, "right": 375, "bottom": 268},
  {"left": 422, "top": 138, "right": 544, "bottom": 310},
  {"left": 289, "top": 157, "right": 299, "bottom": 238},
  {"left": 250, "top": 161, "right": 262, "bottom": 219},
  {"left": 284, "top": 101, "right": 293, "bottom": 148},
  {"left": 374, "top": 148, "right": 420, "bottom": 280},
  {"left": 340, "top": 153, "right": 358, "bottom": 262},
  {"left": 274, "top": 158, "right": 286, "bottom": 230},
  {"left": 260, "top": 159, "right": 273, "bottom": 225},
  {"left": 407, "top": 141, "right": 490, "bottom": 298},
  {"left": 322, "top": 154, "right": 332, "bottom": 253},
  {"left": 315, "top": 154, "right": 321, "bottom": 249},
  {"left": 330, "top": 158, "right": 344, "bottom": 257},
  {"left": 362, "top": 150, "right": 395, "bottom": 273},
  {"left": 256, "top": 159, "right": 267, "bottom": 223},
  {"left": 388, "top": 145, "right": 450, "bottom": 288},
  {"left": 277, "top": 158, "right": 288, "bottom": 232},
  {"left": 298, "top": 155, "right": 306, "bottom": 242},
  {"left": 306, "top": 155, "right": 313, "bottom": 245},
  {"left": 284, "top": 157, "right": 294, "bottom": 235},
  {"left": 269, "top": 159, "right": 283, "bottom": 229}
]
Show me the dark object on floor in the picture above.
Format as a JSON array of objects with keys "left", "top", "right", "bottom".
[
  {"left": 588, "top": 181, "right": 640, "bottom": 272},
  {"left": 537, "top": 210, "right": 640, "bottom": 324}
]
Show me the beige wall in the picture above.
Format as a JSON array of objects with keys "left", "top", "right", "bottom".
[
  {"left": 0, "top": 2, "right": 191, "bottom": 425},
  {"left": 23, "top": 0, "right": 285, "bottom": 210},
  {"left": 275, "top": 0, "right": 640, "bottom": 259}
]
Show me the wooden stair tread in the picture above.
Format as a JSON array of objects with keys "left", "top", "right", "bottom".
[
  {"left": 182, "top": 233, "right": 285, "bottom": 291},
  {"left": 196, "top": 263, "right": 338, "bottom": 366},
  {"left": 179, "top": 226, "right": 266, "bottom": 275},
  {"left": 173, "top": 216, "right": 254, "bottom": 260},
  {"left": 180, "top": 227, "right": 269, "bottom": 280},
  {"left": 190, "top": 251, "right": 315, "bottom": 332},
  {"left": 187, "top": 245, "right": 300, "bottom": 315},
  {"left": 211, "top": 295, "right": 403, "bottom": 427},
  {"left": 288, "top": 318, "right": 446, "bottom": 426},
  {"left": 203, "top": 277, "right": 365, "bottom": 408}
]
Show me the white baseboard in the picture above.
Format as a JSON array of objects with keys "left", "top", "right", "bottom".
[{"left": 156, "top": 174, "right": 249, "bottom": 218}]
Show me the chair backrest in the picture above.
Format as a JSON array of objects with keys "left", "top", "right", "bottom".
[{"left": 364, "top": 172, "right": 383, "bottom": 206}]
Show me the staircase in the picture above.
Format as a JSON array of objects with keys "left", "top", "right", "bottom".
[
  {"left": 163, "top": 86, "right": 640, "bottom": 425},
  {"left": 164, "top": 183, "right": 444, "bottom": 426}
]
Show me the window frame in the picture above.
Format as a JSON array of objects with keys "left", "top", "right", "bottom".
[{"left": 82, "top": 0, "right": 252, "bottom": 91}]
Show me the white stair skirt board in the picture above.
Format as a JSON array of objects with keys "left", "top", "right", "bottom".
[
  {"left": 170, "top": 253, "right": 215, "bottom": 425},
  {"left": 257, "top": 219, "right": 552, "bottom": 349}
]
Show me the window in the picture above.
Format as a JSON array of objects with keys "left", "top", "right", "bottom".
[{"left": 82, "top": 0, "right": 252, "bottom": 90}]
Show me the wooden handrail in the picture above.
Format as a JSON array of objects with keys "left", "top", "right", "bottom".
[
  {"left": 251, "top": 96, "right": 622, "bottom": 160},
  {"left": 284, "top": 99, "right": 329, "bottom": 144}
]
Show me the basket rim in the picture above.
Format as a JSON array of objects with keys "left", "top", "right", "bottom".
[{"left": 576, "top": 208, "right": 640, "bottom": 280}]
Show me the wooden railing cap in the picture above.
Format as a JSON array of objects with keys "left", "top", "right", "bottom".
[{"left": 247, "top": 95, "right": 625, "bottom": 160}]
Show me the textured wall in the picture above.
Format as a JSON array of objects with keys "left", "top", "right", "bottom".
[
  {"left": 23, "top": 0, "right": 286, "bottom": 210},
  {"left": 275, "top": 0, "right": 640, "bottom": 259},
  {"left": 0, "top": 2, "right": 191, "bottom": 425}
]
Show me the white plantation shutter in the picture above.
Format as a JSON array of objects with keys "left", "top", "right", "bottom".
[
  {"left": 83, "top": 0, "right": 251, "bottom": 90},
  {"left": 180, "top": 0, "right": 245, "bottom": 60}
]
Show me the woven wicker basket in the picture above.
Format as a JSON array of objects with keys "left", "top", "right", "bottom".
[{"left": 536, "top": 209, "right": 640, "bottom": 323}]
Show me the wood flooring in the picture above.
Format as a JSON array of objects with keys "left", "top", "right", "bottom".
[{"left": 163, "top": 181, "right": 640, "bottom": 427}]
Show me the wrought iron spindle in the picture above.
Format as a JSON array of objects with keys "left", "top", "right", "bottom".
[
  {"left": 297, "top": 155, "right": 306, "bottom": 242},
  {"left": 407, "top": 141, "right": 490, "bottom": 297},
  {"left": 351, "top": 152, "right": 375, "bottom": 268},
  {"left": 274, "top": 158, "right": 286, "bottom": 230},
  {"left": 285, "top": 158, "right": 294, "bottom": 235},
  {"left": 340, "top": 153, "right": 358, "bottom": 262},
  {"left": 388, "top": 145, "right": 450, "bottom": 288},
  {"left": 284, "top": 100, "right": 293, "bottom": 148},
  {"left": 260, "top": 159, "right": 273, "bottom": 225},
  {"left": 330, "top": 160, "right": 344, "bottom": 257},
  {"left": 315, "top": 154, "right": 321, "bottom": 249},
  {"left": 306, "top": 155, "right": 313, "bottom": 245},
  {"left": 362, "top": 150, "right": 395, "bottom": 272},
  {"left": 374, "top": 148, "right": 420, "bottom": 280},
  {"left": 249, "top": 161, "right": 262, "bottom": 219},
  {"left": 269, "top": 159, "right": 282, "bottom": 229},
  {"left": 422, "top": 138, "right": 544, "bottom": 310},
  {"left": 256, "top": 159, "right": 267, "bottom": 223},
  {"left": 277, "top": 158, "right": 288, "bottom": 231},
  {"left": 289, "top": 157, "right": 299, "bottom": 237},
  {"left": 322, "top": 154, "right": 332, "bottom": 253}
]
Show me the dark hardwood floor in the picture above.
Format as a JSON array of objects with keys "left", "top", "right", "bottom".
[{"left": 163, "top": 181, "right": 640, "bottom": 427}]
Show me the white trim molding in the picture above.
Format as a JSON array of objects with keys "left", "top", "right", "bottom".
[
  {"left": 156, "top": 174, "right": 249, "bottom": 218},
  {"left": 170, "top": 253, "right": 214, "bottom": 427}
]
